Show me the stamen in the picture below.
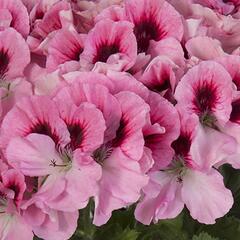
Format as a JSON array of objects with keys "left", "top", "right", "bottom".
[
  {"left": 199, "top": 111, "right": 219, "bottom": 130},
  {"left": 164, "top": 156, "right": 187, "bottom": 183},
  {"left": 0, "top": 192, "right": 7, "bottom": 213},
  {"left": 49, "top": 159, "right": 68, "bottom": 168},
  {"left": 92, "top": 143, "right": 113, "bottom": 165},
  {"left": 49, "top": 146, "right": 73, "bottom": 170}
]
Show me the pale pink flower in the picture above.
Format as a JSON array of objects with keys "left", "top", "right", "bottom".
[
  {"left": 186, "top": 36, "right": 226, "bottom": 60},
  {"left": 92, "top": 91, "right": 150, "bottom": 225},
  {"left": 0, "top": 168, "right": 33, "bottom": 240},
  {"left": 0, "top": 0, "right": 30, "bottom": 37},
  {"left": 139, "top": 56, "right": 178, "bottom": 97},
  {"left": 81, "top": 19, "right": 137, "bottom": 71},
  {"left": 22, "top": 201, "right": 78, "bottom": 240},
  {"left": 135, "top": 113, "right": 235, "bottom": 224},
  {"left": 125, "top": 0, "right": 184, "bottom": 54},
  {"left": 3, "top": 95, "right": 104, "bottom": 211},
  {"left": 0, "top": 28, "right": 30, "bottom": 81},
  {"left": 144, "top": 92, "right": 180, "bottom": 169},
  {"left": 175, "top": 61, "right": 233, "bottom": 127},
  {"left": 28, "top": 0, "right": 73, "bottom": 54},
  {"left": 46, "top": 28, "right": 86, "bottom": 72}
]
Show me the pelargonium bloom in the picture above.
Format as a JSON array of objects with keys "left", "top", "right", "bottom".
[
  {"left": 175, "top": 61, "right": 233, "bottom": 128},
  {"left": 135, "top": 113, "right": 235, "bottom": 225},
  {"left": 143, "top": 92, "right": 180, "bottom": 169},
  {"left": 53, "top": 78, "right": 149, "bottom": 225},
  {"left": 28, "top": 0, "right": 73, "bottom": 53},
  {"left": 125, "top": 0, "right": 184, "bottom": 54},
  {"left": 81, "top": 19, "right": 137, "bottom": 71},
  {"left": 4, "top": 96, "right": 104, "bottom": 212},
  {"left": 46, "top": 28, "right": 86, "bottom": 72},
  {"left": 139, "top": 56, "right": 178, "bottom": 97},
  {"left": 0, "top": 167, "right": 33, "bottom": 240},
  {"left": 0, "top": 0, "right": 30, "bottom": 37},
  {"left": 0, "top": 28, "right": 30, "bottom": 82}
]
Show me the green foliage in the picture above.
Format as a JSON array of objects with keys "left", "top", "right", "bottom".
[
  {"left": 192, "top": 232, "right": 219, "bottom": 240},
  {"left": 197, "top": 216, "right": 240, "bottom": 240}
]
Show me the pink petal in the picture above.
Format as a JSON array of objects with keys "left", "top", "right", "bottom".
[
  {"left": 182, "top": 169, "right": 233, "bottom": 224},
  {"left": 94, "top": 147, "right": 148, "bottom": 225},
  {"left": 81, "top": 19, "right": 137, "bottom": 71},
  {"left": 0, "top": 0, "right": 30, "bottom": 37},
  {"left": 0, "top": 95, "right": 70, "bottom": 151},
  {"left": 47, "top": 29, "right": 86, "bottom": 72},
  {"left": 114, "top": 91, "right": 150, "bottom": 160},
  {"left": 190, "top": 124, "right": 237, "bottom": 170},
  {"left": 145, "top": 92, "right": 180, "bottom": 169},
  {"left": 56, "top": 102, "right": 106, "bottom": 152},
  {"left": 186, "top": 36, "right": 225, "bottom": 60},
  {"left": 135, "top": 171, "right": 184, "bottom": 225},
  {"left": 0, "top": 28, "right": 30, "bottom": 80},
  {"left": 54, "top": 80, "right": 121, "bottom": 142},
  {"left": 175, "top": 61, "right": 233, "bottom": 126},
  {"left": 0, "top": 213, "right": 33, "bottom": 240},
  {"left": 6, "top": 134, "right": 60, "bottom": 176}
]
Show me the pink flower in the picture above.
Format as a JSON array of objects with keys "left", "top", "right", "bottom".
[
  {"left": 144, "top": 92, "right": 180, "bottom": 169},
  {"left": 0, "top": 95, "right": 70, "bottom": 152},
  {"left": 175, "top": 61, "right": 233, "bottom": 128},
  {"left": 81, "top": 19, "right": 137, "bottom": 71},
  {"left": 46, "top": 28, "right": 86, "bottom": 72},
  {"left": 54, "top": 78, "right": 149, "bottom": 225},
  {"left": 135, "top": 113, "right": 235, "bottom": 224},
  {"left": 0, "top": 168, "right": 33, "bottom": 240},
  {"left": 28, "top": 0, "right": 73, "bottom": 54},
  {"left": 92, "top": 91, "right": 150, "bottom": 225},
  {"left": 54, "top": 78, "right": 122, "bottom": 142},
  {"left": 139, "top": 56, "right": 178, "bottom": 97},
  {"left": 0, "top": 28, "right": 30, "bottom": 81},
  {"left": 125, "top": 0, "right": 184, "bottom": 53},
  {"left": 0, "top": 0, "right": 30, "bottom": 37},
  {"left": 22, "top": 201, "right": 78, "bottom": 240},
  {"left": 4, "top": 96, "right": 104, "bottom": 212}
]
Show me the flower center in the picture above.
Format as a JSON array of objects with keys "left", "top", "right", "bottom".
[
  {"left": 134, "top": 18, "right": 165, "bottom": 53},
  {"left": 94, "top": 42, "right": 120, "bottom": 63},
  {"left": 0, "top": 49, "right": 9, "bottom": 80},
  {"left": 67, "top": 122, "right": 84, "bottom": 151},
  {"left": 193, "top": 82, "right": 218, "bottom": 115},
  {"left": 30, "top": 121, "right": 60, "bottom": 145},
  {"left": 92, "top": 143, "right": 113, "bottom": 165},
  {"left": 49, "top": 146, "right": 73, "bottom": 171},
  {"left": 230, "top": 99, "right": 240, "bottom": 124},
  {"left": 0, "top": 192, "right": 7, "bottom": 213},
  {"left": 164, "top": 157, "right": 188, "bottom": 183},
  {"left": 199, "top": 111, "right": 218, "bottom": 129}
]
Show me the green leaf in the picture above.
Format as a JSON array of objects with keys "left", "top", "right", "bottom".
[
  {"left": 220, "top": 164, "right": 240, "bottom": 218},
  {"left": 33, "top": 237, "right": 42, "bottom": 240},
  {"left": 192, "top": 232, "right": 219, "bottom": 240},
  {"left": 182, "top": 208, "right": 202, "bottom": 238},
  {"left": 94, "top": 224, "right": 139, "bottom": 240},
  {"left": 115, "top": 228, "right": 139, "bottom": 240},
  {"left": 73, "top": 200, "right": 96, "bottom": 240},
  {"left": 198, "top": 216, "right": 240, "bottom": 240},
  {"left": 136, "top": 212, "right": 188, "bottom": 240}
]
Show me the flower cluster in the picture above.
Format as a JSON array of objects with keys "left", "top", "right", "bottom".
[{"left": 0, "top": 0, "right": 240, "bottom": 239}]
